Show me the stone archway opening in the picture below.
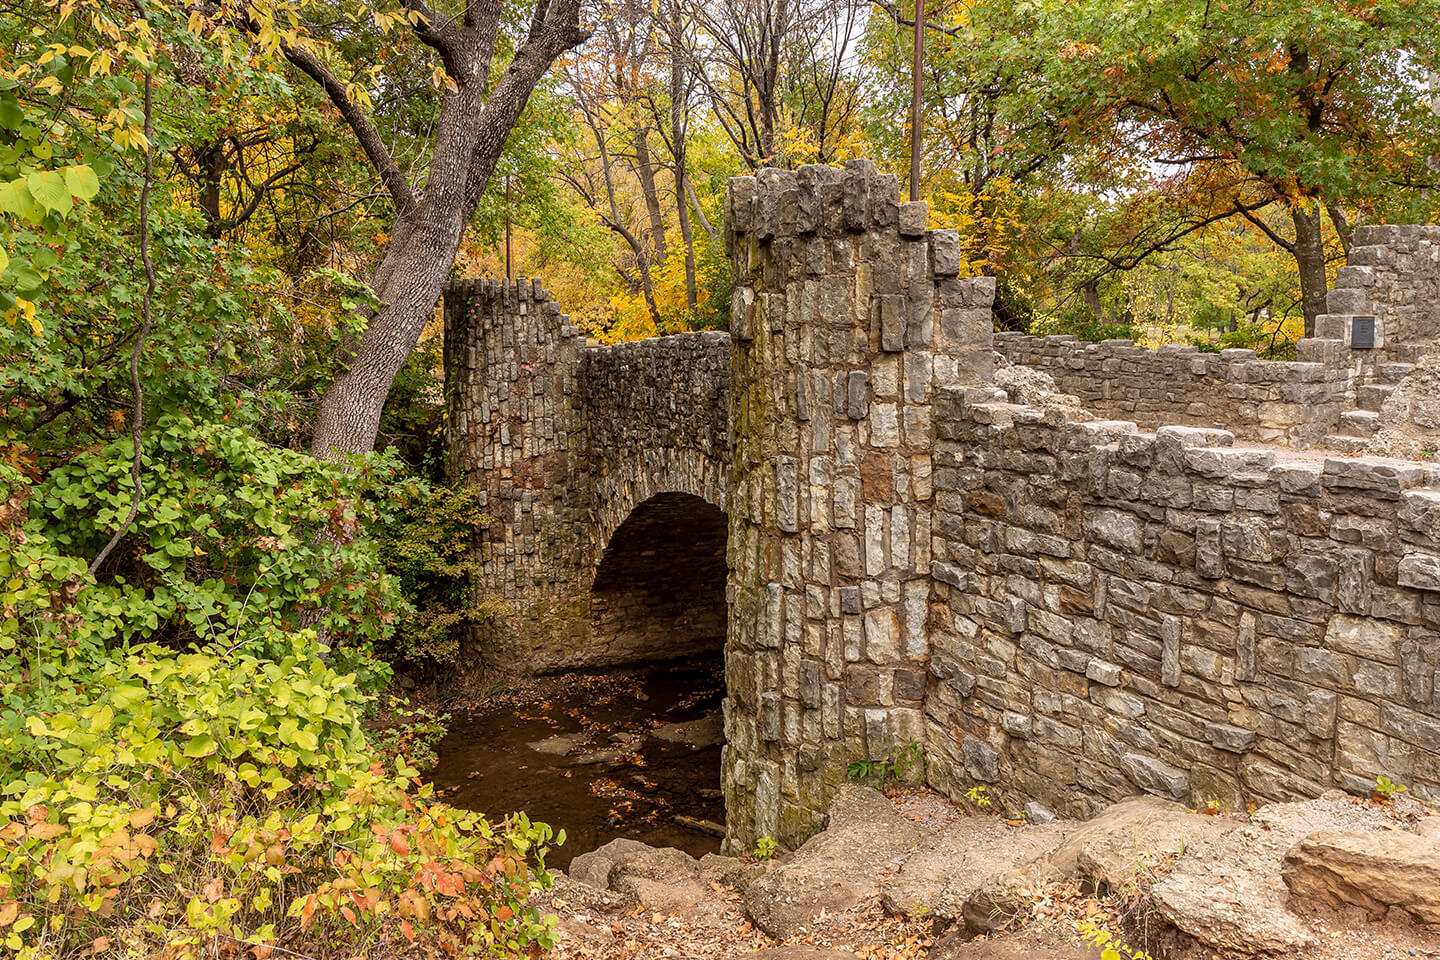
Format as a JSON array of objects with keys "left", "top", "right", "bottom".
[{"left": 589, "top": 491, "right": 729, "bottom": 665}]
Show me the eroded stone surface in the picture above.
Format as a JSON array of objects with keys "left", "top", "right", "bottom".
[
  {"left": 569, "top": 837, "right": 654, "bottom": 890},
  {"left": 883, "top": 817, "right": 1068, "bottom": 921},
  {"left": 1283, "top": 829, "right": 1440, "bottom": 923},
  {"left": 1049, "top": 796, "right": 1236, "bottom": 890},
  {"left": 743, "top": 786, "right": 920, "bottom": 938}
]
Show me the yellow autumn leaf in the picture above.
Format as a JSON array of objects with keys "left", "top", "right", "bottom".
[{"left": 18, "top": 299, "right": 40, "bottom": 337}]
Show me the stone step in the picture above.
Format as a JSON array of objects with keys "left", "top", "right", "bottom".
[
  {"left": 1323, "top": 434, "right": 1372, "bottom": 453},
  {"left": 1339, "top": 409, "right": 1381, "bottom": 437},
  {"left": 1376, "top": 362, "right": 1416, "bottom": 384},
  {"left": 1356, "top": 383, "right": 1394, "bottom": 412}
]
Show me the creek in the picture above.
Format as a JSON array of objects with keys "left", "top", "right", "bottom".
[{"left": 426, "top": 658, "right": 727, "bottom": 871}]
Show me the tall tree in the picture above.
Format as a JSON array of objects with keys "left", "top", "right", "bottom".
[
  {"left": 278, "top": 0, "right": 589, "bottom": 456},
  {"left": 969, "top": 0, "right": 1440, "bottom": 334}
]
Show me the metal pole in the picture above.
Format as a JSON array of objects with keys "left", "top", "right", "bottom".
[
  {"left": 910, "top": 0, "right": 924, "bottom": 202},
  {"left": 505, "top": 176, "right": 513, "bottom": 279}
]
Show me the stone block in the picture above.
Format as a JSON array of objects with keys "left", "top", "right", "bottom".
[
  {"left": 928, "top": 230, "right": 962, "bottom": 277},
  {"left": 1120, "top": 753, "right": 1190, "bottom": 800},
  {"left": 898, "top": 200, "right": 928, "bottom": 237},
  {"left": 962, "top": 736, "right": 1001, "bottom": 782},
  {"left": 1398, "top": 553, "right": 1440, "bottom": 592}
]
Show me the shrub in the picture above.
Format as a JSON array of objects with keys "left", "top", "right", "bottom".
[
  {"left": 24, "top": 415, "right": 406, "bottom": 683},
  {"left": 0, "top": 428, "right": 562, "bottom": 958},
  {"left": 0, "top": 634, "right": 561, "bottom": 958},
  {"left": 373, "top": 480, "right": 494, "bottom": 669}
]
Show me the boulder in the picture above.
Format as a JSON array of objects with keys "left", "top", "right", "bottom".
[
  {"left": 1047, "top": 796, "right": 1236, "bottom": 890},
  {"left": 569, "top": 837, "right": 654, "bottom": 890},
  {"left": 882, "top": 817, "right": 1068, "bottom": 923},
  {"left": 1282, "top": 829, "right": 1440, "bottom": 923},
  {"left": 698, "top": 852, "right": 771, "bottom": 893},
  {"left": 883, "top": 816, "right": 1003, "bottom": 917},
  {"left": 609, "top": 845, "right": 714, "bottom": 917},
  {"left": 744, "top": 785, "right": 920, "bottom": 938},
  {"left": 651, "top": 712, "right": 725, "bottom": 748},
  {"left": 1152, "top": 842, "right": 1315, "bottom": 954},
  {"left": 527, "top": 734, "right": 579, "bottom": 755},
  {"left": 929, "top": 928, "right": 1103, "bottom": 959},
  {"left": 961, "top": 860, "right": 1058, "bottom": 934}
]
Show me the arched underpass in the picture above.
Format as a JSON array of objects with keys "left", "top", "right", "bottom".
[
  {"left": 588, "top": 492, "right": 729, "bottom": 666},
  {"left": 428, "top": 491, "right": 731, "bottom": 869}
]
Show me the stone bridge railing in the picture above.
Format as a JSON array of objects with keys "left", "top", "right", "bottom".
[{"left": 443, "top": 278, "right": 730, "bottom": 671}]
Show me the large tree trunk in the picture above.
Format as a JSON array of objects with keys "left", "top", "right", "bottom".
[
  {"left": 1291, "top": 199, "right": 1329, "bottom": 338},
  {"left": 310, "top": 210, "right": 467, "bottom": 456},
  {"left": 303, "top": 0, "right": 588, "bottom": 458}
]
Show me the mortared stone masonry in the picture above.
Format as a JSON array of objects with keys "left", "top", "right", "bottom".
[{"left": 446, "top": 161, "right": 1440, "bottom": 853}]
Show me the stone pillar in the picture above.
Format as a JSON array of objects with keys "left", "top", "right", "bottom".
[
  {"left": 721, "top": 160, "right": 995, "bottom": 850},
  {"left": 1302, "top": 225, "right": 1440, "bottom": 382},
  {"left": 443, "top": 278, "right": 593, "bottom": 669}
]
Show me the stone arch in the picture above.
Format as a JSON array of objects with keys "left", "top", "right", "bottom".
[
  {"left": 587, "top": 487, "right": 729, "bottom": 667},
  {"left": 590, "top": 447, "right": 729, "bottom": 558}
]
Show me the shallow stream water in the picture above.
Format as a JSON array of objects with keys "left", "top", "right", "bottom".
[{"left": 426, "top": 659, "right": 727, "bottom": 871}]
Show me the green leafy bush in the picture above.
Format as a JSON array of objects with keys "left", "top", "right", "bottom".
[
  {"left": 374, "top": 481, "right": 494, "bottom": 669},
  {"left": 0, "top": 634, "right": 560, "bottom": 958},
  {"left": 24, "top": 415, "right": 406, "bottom": 680},
  {"left": 1029, "top": 313, "right": 1144, "bottom": 343},
  {"left": 0, "top": 421, "right": 565, "bottom": 957},
  {"left": 369, "top": 696, "right": 453, "bottom": 772}
]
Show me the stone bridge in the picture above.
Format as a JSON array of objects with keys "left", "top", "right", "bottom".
[{"left": 446, "top": 161, "right": 1440, "bottom": 851}]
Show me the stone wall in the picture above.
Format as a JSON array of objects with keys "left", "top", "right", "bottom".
[
  {"left": 926, "top": 391, "right": 1440, "bottom": 816},
  {"left": 993, "top": 334, "right": 1349, "bottom": 448},
  {"left": 721, "top": 159, "right": 995, "bottom": 848},
  {"left": 1310, "top": 225, "right": 1440, "bottom": 369},
  {"left": 444, "top": 282, "right": 732, "bottom": 670},
  {"left": 444, "top": 278, "right": 592, "bottom": 668}
]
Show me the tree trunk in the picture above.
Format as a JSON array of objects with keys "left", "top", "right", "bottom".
[
  {"left": 195, "top": 141, "right": 227, "bottom": 236},
  {"left": 1082, "top": 280, "right": 1103, "bottom": 323},
  {"left": 669, "top": 13, "right": 698, "bottom": 311},
  {"left": 1291, "top": 199, "right": 1329, "bottom": 338},
  {"left": 310, "top": 208, "right": 467, "bottom": 456},
  {"left": 634, "top": 127, "right": 668, "bottom": 266},
  {"left": 306, "top": 0, "right": 588, "bottom": 458}
]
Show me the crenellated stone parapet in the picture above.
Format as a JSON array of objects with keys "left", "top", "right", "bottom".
[{"left": 993, "top": 334, "right": 1349, "bottom": 448}]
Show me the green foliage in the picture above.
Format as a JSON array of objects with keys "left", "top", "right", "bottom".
[
  {"left": 18, "top": 416, "right": 405, "bottom": 680},
  {"left": 846, "top": 739, "right": 928, "bottom": 791},
  {"left": 1373, "top": 774, "right": 1408, "bottom": 800},
  {"left": 1028, "top": 314, "right": 1144, "bottom": 344},
  {"left": 0, "top": 446, "right": 560, "bottom": 957},
  {"left": 1078, "top": 918, "right": 1155, "bottom": 960},
  {"left": 369, "top": 696, "right": 452, "bottom": 773},
  {"left": 373, "top": 480, "right": 493, "bottom": 669},
  {"left": 0, "top": 632, "right": 560, "bottom": 958},
  {"left": 753, "top": 835, "right": 779, "bottom": 862},
  {"left": 964, "top": 785, "right": 993, "bottom": 810}
]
